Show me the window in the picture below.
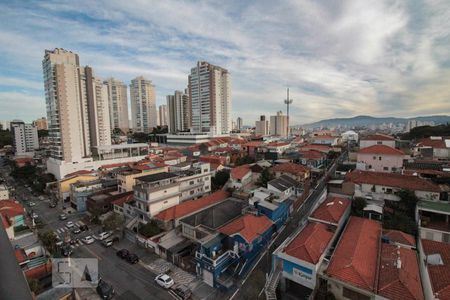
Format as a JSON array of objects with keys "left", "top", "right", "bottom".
[
  {"left": 373, "top": 156, "right": 376, "bottom": 160},
  {"left": 379, "top": 156, "right": 382, "bottom": 160},
  {"left": 343, "top": 287, "right": 370, "bottom": 300},
  {"left": 377, "top": 141, "right": 382, "bottom": 144},
  {"left": 383, "top": 167, "right": 389, "bottom": 171}
]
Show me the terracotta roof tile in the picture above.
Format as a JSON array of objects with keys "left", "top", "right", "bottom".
[
  {"left": 298, "top": 144, "right": 332, "bottom": 153},
  {"left": 111, "top": 191, "right": 134, "bottom": 207},
  {"left": 326, "top": 216, "right": 381, "bottom": 291},
  {"left": 272, "top": 163, "right": 309, "bottom": 177},
  {"left": 377, "top": 244, "right": 424, "bottom": 300},
  {"left": 299, "top": 150, "right": 326, "bottom": 160},
  {"left": 231, "top": 164, "right": 252, "bottom": 180},
  {"left": 15, "top": 248, "right": 28, "bottom": 264},
  {"left": 310, "top": 197, "right": 351, "bottom": 225},
  {"left": 218, "top": 214, "right": 273, "bottom": 243},
  {"left": 345, "top": 170, "right": 442, "bottom": 192},
  {"left": 0, "top": 200, "right": 24, "bottom": 222},
  {"left": 416, "top": 137, "right": 448, "bottom": 149},
  {"left": 284, "top": 222, "right": 334, "bottom": 264},
  {"left": 421, "top": 239, "right": 450, "bottom": 299},
  {"left": 382, "top": 230, "right": 415, "bottom": 247},
  {"left": 154, "top": 191, "right": 229, "bottom": 221},
  {"left": 358, "top": 145, "right": 405, "bottom": 155}
]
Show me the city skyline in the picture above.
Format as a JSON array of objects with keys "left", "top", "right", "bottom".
[{"left": 1, "top": 1, "right": 450, "bottom": 124}]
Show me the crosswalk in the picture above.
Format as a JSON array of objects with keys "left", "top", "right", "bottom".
[{"left": 55, "top": 220, "right": 87, "bottom": 249}]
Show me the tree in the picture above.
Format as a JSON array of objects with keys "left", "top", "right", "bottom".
[
  {"left": 235, "top": 155, "right": 255, "bottom": 166},
  {"left": 27, "top": 278, "right": 42, "bottom": 295},
  {"left": 352, "top": 197, "right": 367, "bottom": 216},
  {"left": 112, "top": 128, "right": 125, "bottom": 136},
  {"left": 0, "top": 129, "right": 13, "bottom": 147},
  {"left": 256, "top": 168, "right": 275, "bottom": 188},
  {"left": 211, "top": 170, "right": 230, "bottom": 191},
  {"left": 103, "top": 213, "right": 125, "bottom": 231},
  {"left": 138, "top": 220, "right": 161, "bottom": 238},
  {"left": 132, "top": 132, "right": 150, "bottom": 143},
  {"left": 39, "top": 231, "right": 58, "bottom": 254}
]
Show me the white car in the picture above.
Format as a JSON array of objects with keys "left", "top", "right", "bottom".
[
  {"left": 66, "top": 221, "right": 75, "bottom": 228},
  {"left": 98, "top": 231, "right": 112, "bottom": 241},
  {"left": 28, "top": 202, "right": 36, "bottom": 207},
  {"left": 31, "top": 213, "right": 38, "bottom": 219},
  {"left": 82, "top": 236, "right": 95, "bottom": 245},
  {"left": 155, "top": 274, "right": 174, "bottom": 289}
]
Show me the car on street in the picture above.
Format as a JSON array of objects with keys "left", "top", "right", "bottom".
[
  {"left": 79, "top": 224, "right": 88, "bottom": 231},
  {"left": 102, "top": 239, "right": 113, "bottom": 247},
  {"left": 70, "top": 238, "right": 80, "bottom": 245},
  {"left": 49, "top": 202, "right": 57, "bottom": 208},
  {"left": 55, "top": 236, "right": 63, "bottom": 247},
  {"left": 28, "top": 202, "right": 36, "bottom": 207},
  {"left": 116, "top": 249, "right": 129, "bottom": 259},
  {"left": 59, "top": 214, "right": 67, "bottom": 220},
  {"left": 66, "top": 221, "right": 74, "bottom": 228},
  {"left": 96, "top": 279, "right": 115, "bottom": 299},
  {"left": 155, "top": 274, "right": 174, "bottom": 289},
  {"left": 126, "top": 253, "right": 139, "bottom": 264},
  {"left": 82, "top": 236, "right": 95, "bottom": 245},
  {"left": 72, "top": 227, "right": 81, "bottom": 234},
  {"left": 97, "top": 231, "right": 112, "bottom": 240}
]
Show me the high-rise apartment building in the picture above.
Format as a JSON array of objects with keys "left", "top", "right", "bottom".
[
  {"left": 42, "top": 48, "right": 111, "bottom": 163},
  {"left": 255, "top": 115, "right": 269, "bottom": 136},
  {"left": 188, "top": 61, "right": 231, "bottom": 134},
  {"left": 33, "top": 117, "right": 48, "bottom": 130},
  {"left": 104, "top": 78, "right": 129, "bottom": 133},
  {"left": 130, "top": 76, "right": 157, "bottom": 133},
  {"left": 270, "top": 111, "right": 289, "bottom": 136},
  {"left": 167, "top": 90, "right": 191, "bottom": 133},
  {"left": 10, "top": 120, "right": 39, "bottom": 155},
  {"left": 158, "top": 105, "right": 168, "bottom": 127},
  {"left": 236, "top": 117, "right": 243, "bottom": 131}
]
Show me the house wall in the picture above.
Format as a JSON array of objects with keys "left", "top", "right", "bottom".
[
  {"left": 419, "top": 226, "right": 450, "bottom": 243},
  {"left": 433, "top": 148, "right": 450, "bottom": 159},
  {"left": 354, "top": 183, "right": 440, "bottom": 202},
  {"left": 230, "top": 172, "right": 252, "bottom": 189},
  {"left": 326, "top": 278, "right": 376, "bottom": 300},
  {"left": 356, "top": 153, "right": 404, "bottom": 173},
  {"left": 58, "top": 175, "right": 98, "bottom": 200},
  {"left": 360, "top": 140, "right": 395, "bottom": 149}
]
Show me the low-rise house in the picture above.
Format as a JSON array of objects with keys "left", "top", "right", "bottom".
[
  {"left": 418, "top": 239, "right": 450, "bottom": 299},
  {"left": 272, "top": 162, "right": 310, "bottom": 182},
  {"left": 360, "top": 133, "right": 396, "bottom": 149},
  {"left": 298, "top": 150, "right": 327, "bottom": 169},
  {"left": 311, "top": 135, "right": 339, "bottom": 146},
  {"left": 70, "top": 178, "right": 117, "bottom": 212},
  {"left": 0, "top": 184, "right": 9, "bottom": 200},
  {"left": 112, "top": 191, "right": 135, "bottom": 218},
  {"left": 416, "top": 200, "right": 450, "bottom": 243},
  {"left": 298, "top": 144, "right": 333, "bottom": 154},
  {"left": 414, "top": 136, "right": 450, "bottom": 159},
  {"left": 230, "top": 164, "right": 252, "bottom": 189},
  {"left": 267, "top": 175, "right": 299, "bottom": 198},
  {"left": 356, "top": 145, "right": 405, "bottom": 172},
  {"left": 308, "top": 196, "right": 351, "bottom": 227},
  {"left": 117, "top": 162, "right": 168, "bottom": 192},
  {"left": 0, "top": 200, "right": 25, "bottom": 239},
  {"left": 242, "top": 141, "right": 265, "bottom": 158},
  {"left": 58, "top": 172, "right": 98, "bottom": 201}
]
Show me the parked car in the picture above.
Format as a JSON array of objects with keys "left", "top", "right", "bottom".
[
  {"left": 59, "top": 214, "right": 67, "bottom": 220},
  {"left": 96, "top": 279, "right": 115, "bottom": 300},
  {"left": 61, "top": 244, "right": 72, "bottom": 257},
  {"left": 126, "top": 253, "right": 139, "bottom": 264},
  {"left": 49, "top": 202, "right": 57, "bottom": 208},
  {"left": 116, "top": 249, "right": 129, "bottom": 259},
  {"left": 66, "top": 221, "right": 74, "bottom": 228},
  {"left": 28, "top": 202, "right": 36, "bottom": 207},
  {"left": 155, "top": 274, "right": 174, "bottom": 289},
  {"left": 70, "top": 238, "right": 80, "bottom": 245},
  {"left": 102, "top": 238, "right": 113, "bottom": 247},
  {"left": 98, "top": 231, "right": 112, "bottom": 241},
  {"left": 82, "top": 236, "right": 95, "bottom": 245},
  {"left": 173, "top": 284, "right": 192, "bottom": 300},
  {"left": 79, "top": 224, "right": 89, "bottom": 231},
  {"left": 55, "top": 236, "right": 63, "bottom": 247},
  {"left": 72, "top": 227, "right": 81, "bottom": 234}
]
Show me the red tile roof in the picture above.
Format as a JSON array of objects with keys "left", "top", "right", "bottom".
[
  {"left": 298, "top": 144, "right": 332, "bottom": 153},
  {"left": 382, "top": 230, "right": 415, "bottom": 247},
  {"left": 326, "top": 217, "right": 381, "bottom": 291},
  {"left": 345, "top": 169, "right": 443, "bottom": 192},
  {"left": 416, "top": 137, "right": 448, "bottom": 149},
  {"left": 15, "top": 248, "right": 28, "bottom": 264},
  {"left": 284, "top": 222, "right": 334, "bottom": 264},
  {"left": 0, "top": 200, "right": 24, "bottom": 225},
  {"left": 219, "top": 214, "right": 273, "bottom": 244},
  {"left": 421, "top": 239, "right": 450, "bottom": 299},
  {"left": 358, "top": 145, "right": 404, "bottom": 155},
  {"left": 64, "top": 169, "right": 95, "bottom": 178},
  {"left": 299, "top": 150, "right": 326, "bottom": 160},
  {"left": 272, "top": 163, "right": 309, "bottom": 177},
  {"left": 378, "top": 244, "right": 424, "bottom": 300},
  {"left": 310, "top": 197, "right": 351, "bottom": 225},
  {"left": 155, "top": 191, "right": 229, "bottom": 221},
  {"left": 231, "top": 164, "right": 252, "bottom": 180},
  {"left": 313, "top": 135, "right": 336, "bottom": 140},
  {"left": 361, "top": 134, "right": 395, "bottom": 141},
  {"left": 244, "top": 141, "right": 264, "bottom": 147},
  {"left": 111, "top": 191, "right": 134, "bottom": 207}
]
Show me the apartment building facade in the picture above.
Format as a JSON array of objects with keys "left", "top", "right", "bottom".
[
  {"left": 104, "top": 77, "right": 129, "bottom": 133},
  {"left": 130, "top": 76, "right": 157, "bottom": 133},
  {"left": 167, "top": 90, "right": 191, "bottom": 133},
  {"left": 10, "top": 121, "right": 39, "bottom": 156}
]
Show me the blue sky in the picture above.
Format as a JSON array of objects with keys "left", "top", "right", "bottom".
[{"left": 0, "top": 0, "right": 449, "bottom": 125}]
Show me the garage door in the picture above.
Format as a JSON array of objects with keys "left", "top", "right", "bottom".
[{"left": 203, "top": 270, "right": 214, "bottom": 287}]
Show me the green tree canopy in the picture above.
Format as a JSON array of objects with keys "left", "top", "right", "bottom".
[
  {"left": 103, "top": 213, "right": 125, "bottom": 231},
  {"left": 211, "top": 170, "right": 230, "bottom": 191},
  {"left": 256, "top": 168, "right": 275, "bottom": 188}
]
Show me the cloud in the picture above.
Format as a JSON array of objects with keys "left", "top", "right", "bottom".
[{"left": 0, "top": 0, "right": 449, "bottom": 124}]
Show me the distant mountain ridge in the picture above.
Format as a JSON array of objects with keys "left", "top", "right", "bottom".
[{"left": 300, "top": 115, "right": 450, "bottom": 128}]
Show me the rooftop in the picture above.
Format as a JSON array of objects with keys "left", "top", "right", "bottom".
[
  {"left": 361, "top": 134, "right": 395, "bottom": 141},
  {"left": 377, "top": 243, "right": 424, "bottom": 300},
  {"left": 418, "top": 201, "right": 450, "bottom": 214},
  {"left": 136, "top": 172, "right": 179, "bottom": 183},
  {"left": 345, "top": 170, "right": 443, "bottom": 193},
  {"left": 382, "top": 229, "right": 416, "bottom": 247},
  {"left": 111, "top": 191, "right": 134, "bottom": 207},
  {"left": 309, "top": 196, "right": 351, "bottom": 225},
  {"left": 268, "top": 175, "right": 298, "bottom": 192},
  {"left": 421, "top": 239, "right": 450, "bottom": 299},
  {"left": 155, "top": 190, "right": 230, "bottom": 221},
  {"left": 284, "top": 222, "right": 334, "bottom": 264},
  {"left": 231, "top": 164, "right": 252, "bottom": 180},
  {"left": 272, "top": 162, "right": 309, "bottom": 176},
  {"left": 218, "top": 213, "right": 273, "bottom": 244},
  {"left": 416, "top": 137, "right": 449, "bottom": 149},
  {"left": 326, "top": 216, "right": 381, "bottom": 292},
  {"left": 358, "top": 145, "right": 405, "bottom": 155}
]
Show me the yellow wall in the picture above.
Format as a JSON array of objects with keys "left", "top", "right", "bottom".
[{"left": 58, "top": 175, "right": 98, "bottom": 199}]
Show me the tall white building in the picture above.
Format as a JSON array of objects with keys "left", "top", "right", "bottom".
[
  {"left": 42, "top": 48, "right": 111, "bottom": 163},
  {"left": 255, "top": 115, "right": 269, "bottom": 136},
  {"left": 270, "top": 111, "right": 289, "bottom": 137},
  {"left": 188, "top": 61, "right": 231, "bottom": 134},
  {"left": 167, "top": 90, "right": 191, "bottom": 133},
  {"left": 10, "top": 121, "right": 39, "bottom": 156},
  {"left": 104, "top": 78, "right": 129, "bottom": 133},
  {"left": 158, "top": 105, "right": 168, "bottom": 127},
  {"left": 130, "top": 76, "right": 157, "bottom": 133}
]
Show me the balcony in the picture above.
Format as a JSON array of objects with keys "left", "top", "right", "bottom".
[{"left": 196, "top": 249, "right": 239, "bottom": 269}]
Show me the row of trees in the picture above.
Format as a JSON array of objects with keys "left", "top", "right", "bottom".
[{"left": 401, "top": 123, "right": 450, "bottom": 140}]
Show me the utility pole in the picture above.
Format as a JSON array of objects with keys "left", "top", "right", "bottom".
[{"left": 284, "top": 88, "right": 293, "bottom": 138}]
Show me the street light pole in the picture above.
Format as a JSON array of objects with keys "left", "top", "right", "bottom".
[{"left": 284, "top": 88, "right": 293, "bottom": 138}]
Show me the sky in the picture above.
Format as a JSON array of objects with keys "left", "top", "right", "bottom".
[{"left": 0, "top": 0, "right": 449, "bottom": 125}]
